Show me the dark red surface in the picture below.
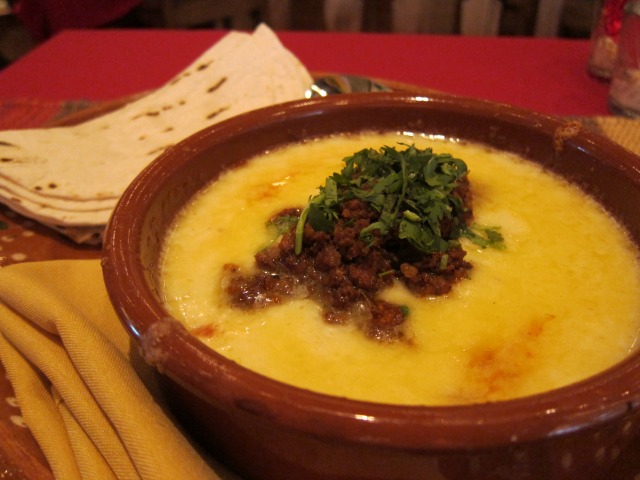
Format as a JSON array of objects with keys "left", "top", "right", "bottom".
[
  {"left": 0, "top": 29, "right": 611, "bottom": 116},
  {"left": 12, "top": 0, "right": 141, "bottom": 41}
]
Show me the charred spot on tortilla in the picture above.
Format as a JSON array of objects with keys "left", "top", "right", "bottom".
[
  {"left": 0, "top": 141, "right": 16, "bottom": 147},
  {"left": 163, "top": 127, "right": 174, "bottom": 133},
  {"left": 206, "top": 106, "right": 230, "bottom": 120},
  {"left": 207, "top": 77, "right": 227, "bottom": 93},
  {"left": 197, "top": 61, "right": 213, "bottom": 71},
  {"left": 1, "top": 157, "right": 13, "bottom": 162},
  {"left": 131, "top": 111, "right": 161, "bottom": 120}
]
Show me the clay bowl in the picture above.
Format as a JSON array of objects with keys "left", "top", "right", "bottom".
[{"left": 102, "top": 92, "right": 640, "bottom": 480}]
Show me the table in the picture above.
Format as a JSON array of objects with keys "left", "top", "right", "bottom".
[
  {"left": 0, "top": 27, "right": 637, "bottom": 480},
  {"left": 0, "top": 29, "right": 611, "bottom": 117}
]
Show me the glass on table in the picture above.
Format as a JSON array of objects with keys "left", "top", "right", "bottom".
[
  {"left": 608, "top": 0, "right": 640, "bottom": 117},
  {"left": 588, "top": 0, "right": 630, "bottom": 79}
]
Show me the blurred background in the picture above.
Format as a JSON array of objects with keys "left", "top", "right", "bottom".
[{"left": 0, "top": 0, "right": 599, "bottom": 69}]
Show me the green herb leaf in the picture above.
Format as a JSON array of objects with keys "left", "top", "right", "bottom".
[
  {"left": 267, "top": 215, "right": 299, "bottom": 236},
  {"left": 295, "top": 144, "right": 504, "bottom": 255},
  {"left": 307, "top": 203, "right": 333, "bottom": 232},
  {"left": 461, "top": 224, "right": 505, "bottom": 250},
  {"left": 295, "top": 204, "right": 310, "bottom": 255}
]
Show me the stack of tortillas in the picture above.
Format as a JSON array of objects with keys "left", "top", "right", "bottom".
[{"left": 0, "top": 24, "right": 313, "bottom": 244}]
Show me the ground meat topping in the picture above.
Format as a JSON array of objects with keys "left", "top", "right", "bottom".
[
  {"left": 223, "top": 144, "right": 503, "bottom": 342},
  {"left": 225, "top": 205, "right": 472, "bottom": 341}
]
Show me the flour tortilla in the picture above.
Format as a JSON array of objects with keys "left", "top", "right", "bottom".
[{"left": 0, "top": 25, "right": 313, "bottom": 241}]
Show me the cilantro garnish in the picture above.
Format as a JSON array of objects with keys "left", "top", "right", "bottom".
[
  {"left": 295, "top": 144, "right": 503, "bottom": 255},
  {"left": 461, "top": 223, "right": 505, "bottom": 250},
  {"left": 267, "top": 214, "right": 299, "bottom": 236}
]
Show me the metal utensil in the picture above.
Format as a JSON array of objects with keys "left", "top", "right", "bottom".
[{"left": 305, "top": 74, "right": 391, "bottom": 98}]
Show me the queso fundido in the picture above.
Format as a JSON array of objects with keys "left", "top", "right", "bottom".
[{"left": 159, "top": 132, "right": 640, "bottom": 406}]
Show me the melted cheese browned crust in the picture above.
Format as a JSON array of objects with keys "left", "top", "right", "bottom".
[{"left": 160, "top": 132, "right": 640, "bottom": 406}]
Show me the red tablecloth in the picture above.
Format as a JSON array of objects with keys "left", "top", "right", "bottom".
[{"left": 0, "top": 28, "right": 611, "bottom": 117}]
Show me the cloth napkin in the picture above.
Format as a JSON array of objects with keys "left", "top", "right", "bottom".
[{"left": 0, "top": 259, "right": 235, "bottom": 480}]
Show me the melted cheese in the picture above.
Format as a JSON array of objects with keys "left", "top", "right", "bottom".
[{"left": 160, "top": 132, "right": 640, "bottom": 405}]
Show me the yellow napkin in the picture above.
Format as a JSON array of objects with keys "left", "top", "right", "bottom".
[{"left": 0, "top": 259, "right": 234, "bottom": 480}]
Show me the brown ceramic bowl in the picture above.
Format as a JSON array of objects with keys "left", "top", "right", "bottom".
[{"left": 102, "top": 92, "right": 640, "bottom": 480}]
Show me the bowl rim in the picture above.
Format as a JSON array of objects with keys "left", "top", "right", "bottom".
[{"left": 102, "top": 91, "right": 640, "bottom": 450}]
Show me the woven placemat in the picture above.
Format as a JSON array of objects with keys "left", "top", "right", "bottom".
[{"left": 576, "top": 116, "right": 640, "bottom": 157}]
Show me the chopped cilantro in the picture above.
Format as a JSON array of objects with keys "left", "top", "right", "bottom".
[
  {"left": 461, "top": 224, "right": 506, "bottom": 250},
  {"left": 260, "top": 214, "right": 300, "bottom": 251},
  {"left": 267, "top": 215, "right": 299, "bottom": 236},
  {"left": 295, "top": 144, "right": 504, "bottom": 255}
]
